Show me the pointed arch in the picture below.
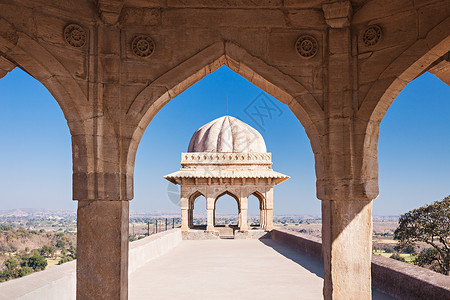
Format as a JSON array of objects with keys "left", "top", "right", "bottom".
[
  {"left": 214, "top": 190, "right": 240, "bottom": 208},
  {"left": 126, "top": 41, "right": 325, "bottom": 184},
  {"left": 0, "top": 17, "right": 87, "bottom": 137},
  {"left": 0, "top": 16, "right": 98, "bottom": 200},
  {"left": 356, "top": 18, "right": 450, "bottom": 185}
]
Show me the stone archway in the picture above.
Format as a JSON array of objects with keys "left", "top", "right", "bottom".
[
  {"left": 248, "top": 191, "right": 266, "bottom": 229},
  {"left": 1, "top": 1, "right": 449, "bottom": 299},
  {"left": 214, "top": 191, "right": 241, "bottom": 232},
  {"left": 188, "top": 191, "right": 206, "bottom": 229}
]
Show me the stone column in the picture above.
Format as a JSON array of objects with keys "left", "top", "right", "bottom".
[
  {"left": 206, "top": 197, "right": 215, "bottom": 231},
  {"left": 238, "top": 209, "right": 241, "bottom": 228},
  {"left": 321, "top": 200, "right": 373, "bottom": 299},
  {"left": 265, "top": 188, "right": 274, "bottom": 231},
  {"left": 261, "top": 209, "right": 265, "bottom": 229},
  {"left": 318, "top": 3, "right": 376, "bottom": 298},
  {"left": 265, "top": 209, "right": 273, "bottom": 231},
  {"left": 180, "top": 196, "right": 189, "bottom": 232},
  {"left": 239, "top": 197, "right": 248, "bottom": 232},
  {"left": 77, "top": 200, "right": 129, "bottom": 300}
]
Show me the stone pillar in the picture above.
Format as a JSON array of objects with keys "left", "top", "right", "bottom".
[
  {"left": 265, "top": 188, "right": 274, "bottom": 231},
  {"left": 321, "top": 200, "right": 373, "bottom": 299},
  {"left": 180, "top": 197, "right": 189, "bottom": 232},
  {"left": 77, "top": 200, "right": 129, "bottom": 300},
  {"left": 261, "top": 209, "right": 265, "bottom": 229},
  {"left": 318, "top": 3, "right": 376, "bottom": 299},
  {"left": 206, "top": 197, "right": 215, "bottom": 231},
  {"left": 238, "top": 209, "right": 241, "bottom": 228},
  {"left": 239, "top": 197, "right": 248, "bottom": 232},
  {"left": 265, "top": 209, "right": 273, "bottom": 231}
]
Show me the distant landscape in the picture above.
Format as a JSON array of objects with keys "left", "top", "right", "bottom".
[{"left": 0, "top": 209, "right": 441, "bottom": 282}]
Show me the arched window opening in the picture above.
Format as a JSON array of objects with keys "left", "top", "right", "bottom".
[
  {"left": 214, "top": 192, "right": 240, "bottom": 228},
  {"left": 248, "top": 193, "right": 262, "bottom": 228},
  {"left": 190, "top": 193, "right": 206, "bottom": 229}
]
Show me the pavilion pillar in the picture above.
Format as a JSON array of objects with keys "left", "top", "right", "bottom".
[
  {"left": 265, "top": 209, "right": 273, "bottom": 231},
  {"left": 180, "top": 197, "right": 189, "bottom": 232},
  {"left": 77, "top": 200, "right": 129, "bottom": 300},
  {"left": 206, "top": 197, "right": 215, "bottom": 231},
  {"left": 238, "top": 209, "right": 241, "bottom": 227},
  {"left": 239, "top": 197, "right": 248, "bottom": 232},
  {"left": 261, "top": 209, "right": 265, "bottom": 229},
  {"left": 265, "top": 189, "right": 274, "bottom": 231}
]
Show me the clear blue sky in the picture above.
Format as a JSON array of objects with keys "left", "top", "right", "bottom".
[{"left": 0, "top": 66, "right": 448, "bottom": 216}]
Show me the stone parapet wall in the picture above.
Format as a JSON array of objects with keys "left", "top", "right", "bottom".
[
  {"left": 271, "top": 228, "right": 450, "bottom": 300},
  {"left": 271, "top": 228, "right": 322, "bottom": 260},
  {"left": 371, "top": 254, "right": 450, "bottom": 300},
  {"left": 0, "top": 261, "right": 76, "bottom": 300},
  {"left": 128, "top": 228, "right": 182, "bottom": 274},
  {"left": 0, "top": 229, "right": 182, "bottom": 300}
]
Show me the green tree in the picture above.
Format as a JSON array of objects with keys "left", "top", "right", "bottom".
[
  {"left": 58, "top": 256, "right": 74, "bottom": 265},
  {"left": 394, "top": 196, "right": 450, "bottom": 275},
  {"left": 390, "top": 253, "right": 406, "bottom": 262},
  {"left": 55, "top": 239, "right": 66, "bottom": 248},
  {"left": 18, "top": 266, "right": 33, "bottom": 277},
  {"left": 40, "top": 245, "right": 56, "bottom": 257},
  {"left": 4, "top": 257, "right": 18, "bottom": 271},
  {"left": 27, "top": 254, "right": 47, "bottom": 271}
]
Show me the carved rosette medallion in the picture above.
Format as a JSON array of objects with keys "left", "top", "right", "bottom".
[
  {"left": 363, "top": 25, "right": 382, "bottom": 46},
  {"left": 131, "top": 35, "right": 155, "bottom": 57},
  {"left": 64, "top": 24, "right": 86, "bottom": 48},
  {"left": 295, "top": 35, "right": 319, "bottom": 59}
]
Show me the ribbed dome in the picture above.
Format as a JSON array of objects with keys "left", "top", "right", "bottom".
[{"left": 188, "top": 116, "right": 267, "bottom": 153}]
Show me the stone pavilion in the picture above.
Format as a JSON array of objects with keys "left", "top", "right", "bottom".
[{"left": 164, "top": 116, "right": 289, "bottom": 233}]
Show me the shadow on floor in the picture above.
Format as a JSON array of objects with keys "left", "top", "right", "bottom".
[
  {"left": 259, "top": 239, "right": 396, "bottom": 300},
  {"left": 258, "top": 238, "right": 324, "bottom": 279}
]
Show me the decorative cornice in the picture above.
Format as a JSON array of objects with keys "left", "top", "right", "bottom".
[{"left": 181, "top": 152, "right": 272, "bottom": 166}]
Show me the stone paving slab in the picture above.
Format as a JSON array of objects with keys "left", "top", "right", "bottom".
[{"left": 129, "top": 239, "right": 393, "bottom": 300}]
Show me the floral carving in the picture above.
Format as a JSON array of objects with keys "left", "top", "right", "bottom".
[
  {"left": 64, "top": 24, "right": 86, "bottom": 48},
  {"left": 131, "top": 35, "right": 155, "bottom": 57},
  {"left": 363, "top": 25, "right": 382, "bottom": 46},
  {"left": 295, "top": 35, "right": 318, "bottom": 59}
]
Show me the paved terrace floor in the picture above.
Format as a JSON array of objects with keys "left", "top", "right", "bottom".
[{"left": 129, "top": 239, "right": 394, "bottom": 300}]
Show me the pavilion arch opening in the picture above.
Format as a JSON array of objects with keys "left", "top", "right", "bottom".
[
  {"left": 248, "top": 192, "right": 264, "bottom": 228},
  {"left": 214, "top": 191, "right": 240, "bottom": 228},
  {"left": 189, "top": 191, "right": 207, "bottom": 229}
]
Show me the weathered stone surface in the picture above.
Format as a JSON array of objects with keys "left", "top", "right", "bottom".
[
  {"left": 0, "top": 1, "right": 448, "bottom": 299},
  {"left": 77, "top": 200, "right": 129, "bottom": 300},
  {"left": 322, "top": 200, "right": 373, "bottom": 300},
  {"left": 0, "top": 56, "right": 15, "bottom": 79}
]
